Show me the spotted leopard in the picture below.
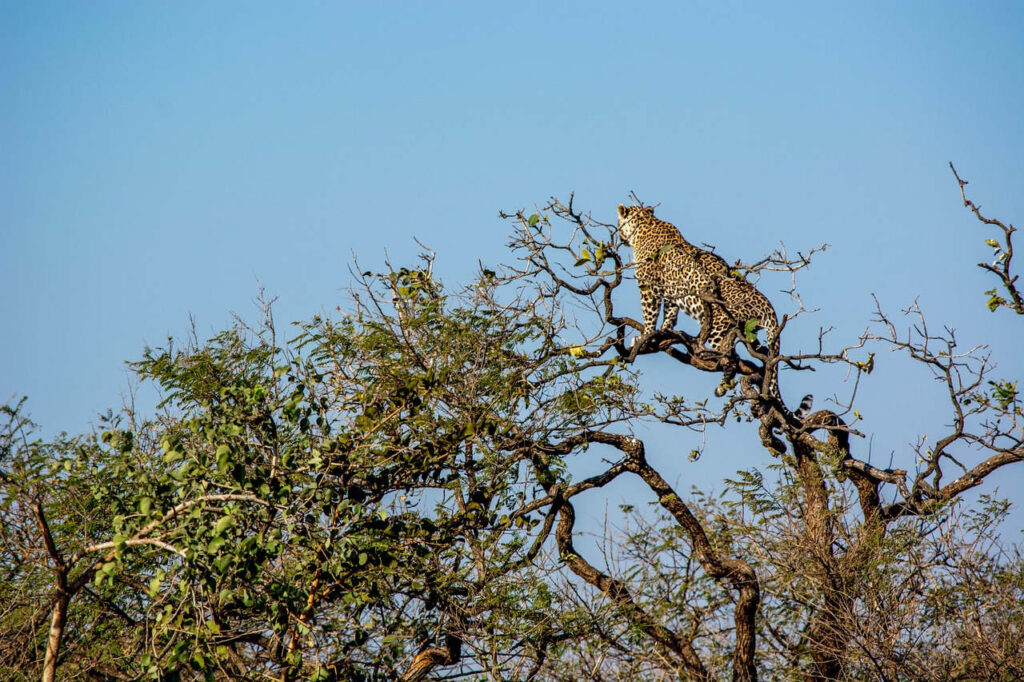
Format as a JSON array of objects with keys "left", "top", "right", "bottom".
[
  {"left": 615, "top": 204, "right": 719, "bottom": 348},
  {"left": 616, "top": 203, "right": 810, "bottom": 415},
  {"left": 617, "top": 204, "right": 778, "bottom": 357}
]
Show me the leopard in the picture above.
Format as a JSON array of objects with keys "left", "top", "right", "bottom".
[
  {"left": 614, "top": 204, "right": 720, "bottom": 349},
  {"left": 616, "top": 203, "right": 809, "bottom": 415},
  {"left": 616, "top": 204, "right": 777, "bottom": 357}
]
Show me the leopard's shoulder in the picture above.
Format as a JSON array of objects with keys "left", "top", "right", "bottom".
[{"left": 616, "top": 204, "right": 692, "bottom": 263}]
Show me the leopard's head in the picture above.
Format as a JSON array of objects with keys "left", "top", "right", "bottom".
[{"left": 616, "top": 204, "right": 654, "bottom": 246}]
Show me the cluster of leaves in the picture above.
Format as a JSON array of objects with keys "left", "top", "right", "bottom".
[{"left": 0, "top": 263, "right": 638, "bottom": 680}]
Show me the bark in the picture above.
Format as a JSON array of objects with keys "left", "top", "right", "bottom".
[
  {"left": 554, "top": 495, "right": 710, "bottom": 681},
  {"left": 793, "top": 425, "right": 851, "bottom": 680},
  {"left": 42, "top": 594, "right": 69, "bottom": 682},
  {"left": 35, "top": 502, "right": 68, "bottom": 682},
  {"left": 793, "top": 414, "right": 886, "bottom": 681},
  {"left": 625, "top": 447, "right": 759, "bottom": 682},
  {"left": 401, "top": 634, "right": 462, "bottom": 682}
]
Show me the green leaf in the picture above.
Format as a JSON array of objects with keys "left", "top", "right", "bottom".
[
  {"left": 169, "top": 463, "right": 190, "bottom": 481},
  {"left": 149, "top": 576, "right": 162, "bottom": 597},
  {"left": 989, "top": 379, "right": 1018, "bottom": 409},
  {"left": 213, "top": 515, "right": 234, "bottom": 536},
  {"left": 216, "top": 444, "right": 230, "bottom": 471},
  {"left": 138, "top": 497, "right": 152, "bottom": 515},
  {"left": 743, "top": 319, "right": 759, "bottom": 342}
]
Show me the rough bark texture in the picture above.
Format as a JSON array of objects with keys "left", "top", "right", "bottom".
[
  {"left": 625, "top": 446, "right": 759, "bottom": 682},
  {"left": 401, "top": 634, "right": 462, "bottom": 682},
  {"left": 545, "top": 431, "right": 761, "bottom": 681},
  {"left": 41, "top": 594, "right": 68, "bottom": 682},
  {"left": 555, "top": 496, "right": 711, "bottom": 681},
  {"left": 35, "top": 501, "right": 69, "bottom": 682}
]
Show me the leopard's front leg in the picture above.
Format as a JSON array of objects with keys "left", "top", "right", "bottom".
[
  {"left": 660, "top": 299, "right": 680, "bottom": 333},
  {"left": 634, "top": 284, "right": 662, "bottom": 349},
  {"left": 629, "top": 263, "right": 664, "bottom": 353}
]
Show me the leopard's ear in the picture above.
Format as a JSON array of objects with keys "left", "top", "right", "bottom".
[{"left": 617, "top": 204, "right": 627, "bottom": 219}]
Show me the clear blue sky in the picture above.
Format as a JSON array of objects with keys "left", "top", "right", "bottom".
[{"left": 3, "top": 3, "right": 1023, "bottom": 528}]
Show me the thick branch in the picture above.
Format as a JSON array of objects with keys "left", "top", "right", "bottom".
[
  {"left": 624, "top": 447, "right": 759, "bottom": 682},
  {"left": 34, "top": 502, "right": 69, "bottom": 682},
  {"left": 546, "top": 430, "right": 759, "bottom": 681},
  {"left": 401, "top": 634, "right": 462, "bottom": 682},
  {"left": 554, "top": 494, "right": 709, "bottom": 680}
]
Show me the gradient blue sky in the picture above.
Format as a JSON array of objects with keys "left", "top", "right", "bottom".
[{"left": 3, "top": 3, "right": 1023, "bottom": 528}]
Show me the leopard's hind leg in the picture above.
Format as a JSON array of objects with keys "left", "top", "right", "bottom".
[{"left": 705, "top": 308, "right": 742, "bottom": 397}]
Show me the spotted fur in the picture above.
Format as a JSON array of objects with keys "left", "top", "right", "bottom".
[
  {"left": 616, "top": 204, "right": 718, "bottom": 345},
  {"left": 617, "top": 203, "right": 815, "bottom": 418},
  {"left": 794, "top": 394, "right": 814, "bottom": 419},
  {"left": 616, "top": 204, "right": 777, "bottom": 355}
]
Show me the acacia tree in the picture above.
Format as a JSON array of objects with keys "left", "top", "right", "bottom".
[{"left": 1, "top": 167, "right": 1021, "bottom": 681}]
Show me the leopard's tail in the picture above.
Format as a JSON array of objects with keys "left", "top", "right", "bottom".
[
  {"left": 762, "top": 327, "right": 812, "bottom": 422},
  {"left": 794, "top": 394, "right": 814, "bottom": 419}
]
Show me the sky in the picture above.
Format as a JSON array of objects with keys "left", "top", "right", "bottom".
[{"left": 3, "top": 2, "right": 1024, "bottom": 533}]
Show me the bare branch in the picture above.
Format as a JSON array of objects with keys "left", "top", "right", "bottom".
[{"left": 950, "top": 162, "right": 1023, "bottom": 314}]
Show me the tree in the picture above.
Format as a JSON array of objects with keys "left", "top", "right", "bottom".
[{"left": 1, "top": 168, "right": 1021, "bottom": 680}]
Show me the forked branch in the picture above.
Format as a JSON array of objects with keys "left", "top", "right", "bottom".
[{"left": 950, "top": 162, "right": 1023, "bottom": 314}]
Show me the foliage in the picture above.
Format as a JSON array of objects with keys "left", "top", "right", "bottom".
[{"left": 2, "top": 176, "right": 1022, "bottom": 680}]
